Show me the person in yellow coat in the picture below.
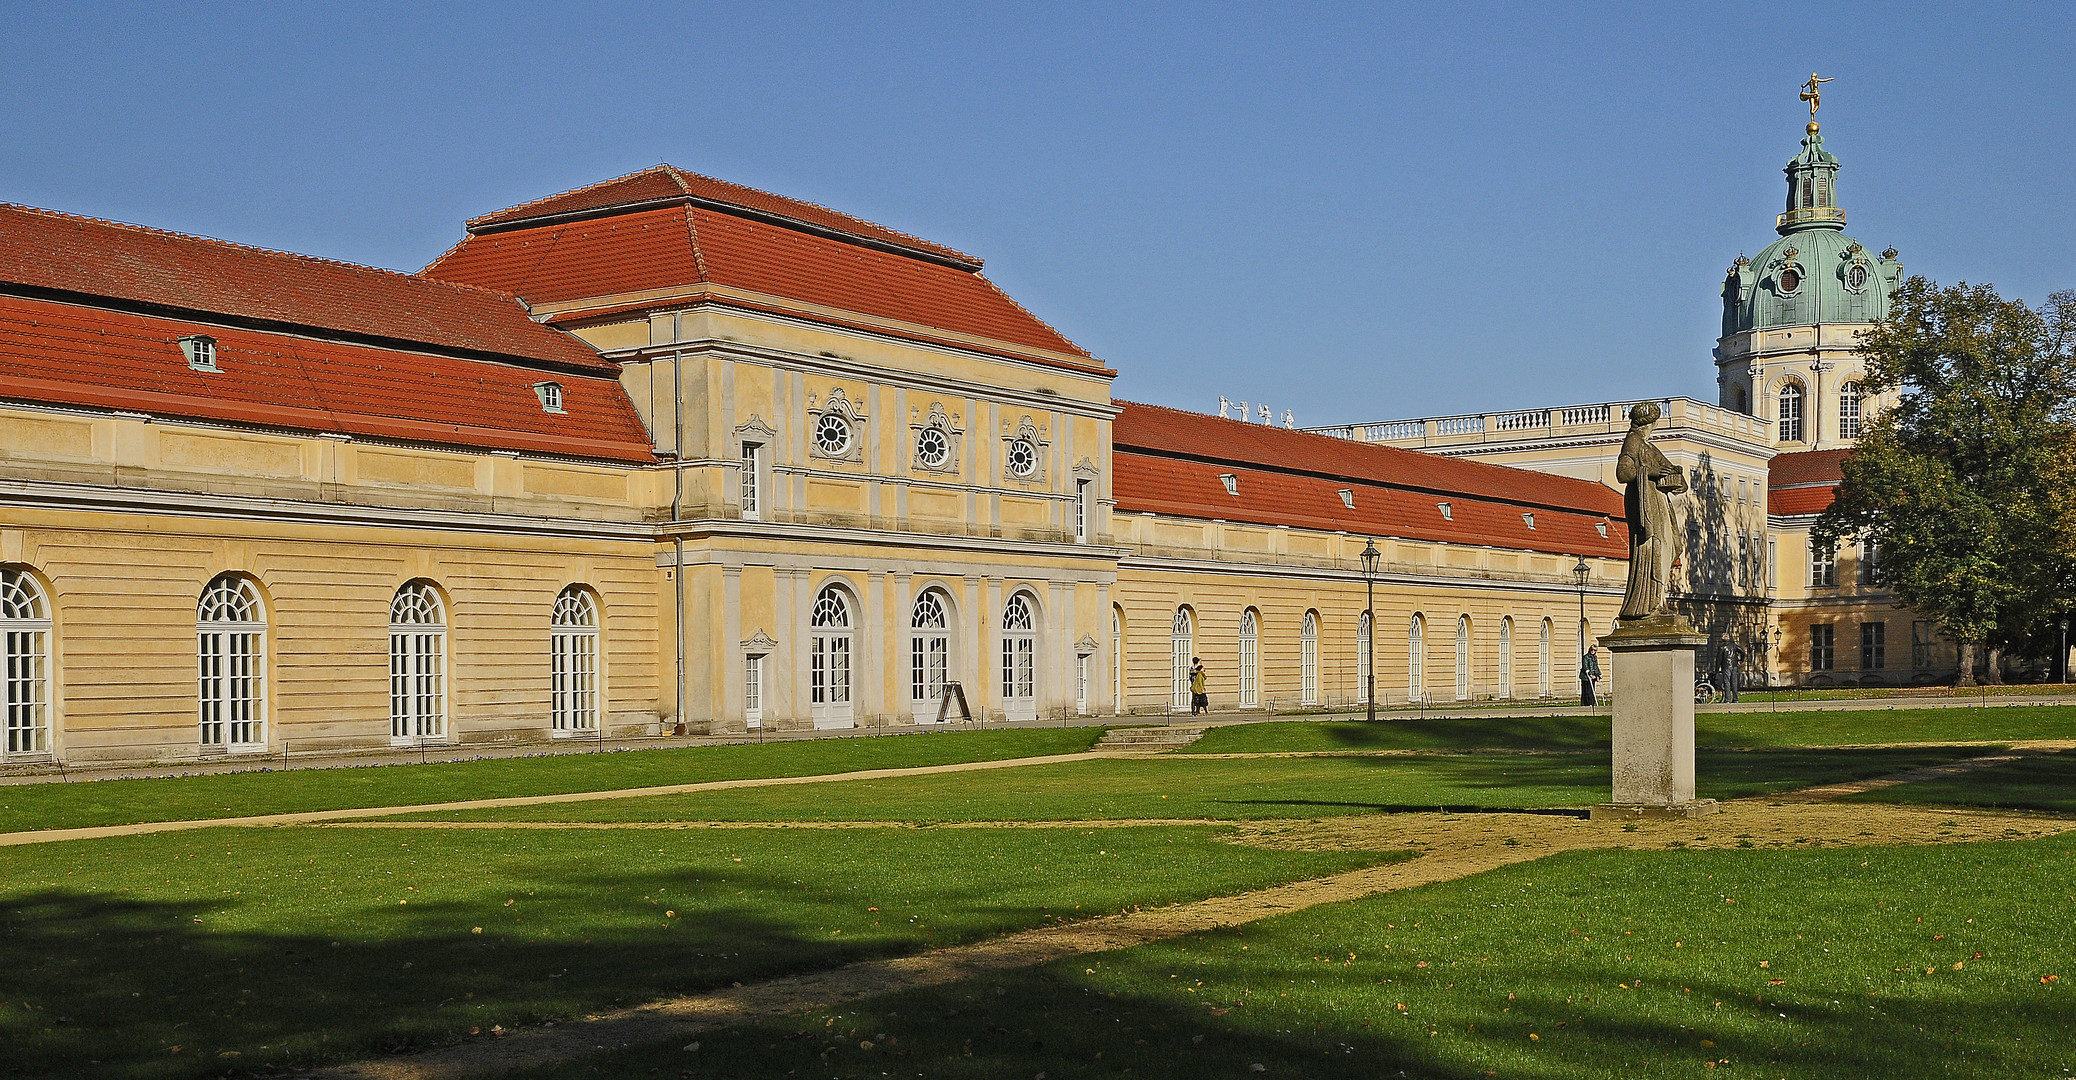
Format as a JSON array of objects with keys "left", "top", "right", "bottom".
[{"left": 1189, "top": 658, "right": 1209, "bottom": 715}]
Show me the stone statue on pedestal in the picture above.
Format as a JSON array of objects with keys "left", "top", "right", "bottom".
[{"left": 1615, "top": 401, "right": 1688, "bottom": 623}]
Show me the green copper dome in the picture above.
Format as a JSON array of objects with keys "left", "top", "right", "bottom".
[{"left": 1721, "top": 124, "right": 1902, "bottom": 335}]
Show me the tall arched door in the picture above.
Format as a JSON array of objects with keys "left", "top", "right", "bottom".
[
  {"left": 810, "top": 586, "right": 854, "bottom": 729},
  {"left": 1000, "top": 593, "right": 1037, "bottom": 721},
  {"left": 911, "top": 590, "right": 951, "bottom": 722},
  {"left": 1170, "top": 608, "right": 1193, "bottom": 712}
]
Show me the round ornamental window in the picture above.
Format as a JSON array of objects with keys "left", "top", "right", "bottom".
[
  {"left": 814, "top": 413, "right": 852, "bottom": 456},
  {"left": 1778, "top": 266, "right": 1802, "bottom": 293},
  {"left": 916, "top": 427, "right": 951, "bottom": 469},
  {"left": 1845, "top": 263, "right": 1868, "bottom": 292},
  {"left": 1006, "top": 437, "right": 1038, "bottom": 478}
]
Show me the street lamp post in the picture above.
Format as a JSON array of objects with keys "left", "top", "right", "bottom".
[
  {"left": 2060, "top": 617, "right": 2069, "bottom": 684},
  {"left": 1360, "top": 539, "right": 1380, "bottom": 723},
  {"left": 1771, "top": 624, "right": 1783, "bottom": 686},
  {"left": 1572, "top": 557, "right": 1591, "bottom": 702}
]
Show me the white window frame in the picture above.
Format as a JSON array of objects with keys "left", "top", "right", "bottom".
[
  {"left": 1778, "top": 382, "right": 1805, "bottom": 442},
  {"left": 1408, "top": 614, "right": 1425, "bottom": 703},
  {"left": 743, "top": 653, "right": 764, "bottom": 728},
  {"left": 1075, "top": 478, "right": 1091, "bottom": 543},
  {"left": 910, "top": 590, "right": 952, "bottom": 721},
  {"left": 1356, "top": 610, "right": 1373, "bottom": 704},
  {"left": 1170, "top": 608, "right": 1193, "bottom": 712},
  {"left": 1537, "top": 619, "right": 1552, "bottom": 698},
  {"left": 197, "top": 574, "right": 267, "bottom": 754},
  {"left": 1238, "top": 609, "right": 1260, "bottom": 708},
  {"left": 2, "top": 569, "right": 52, "bottom": 760},
  {"left": 810, "top": 585, "right": 855, "bottom": 729},
  {"left": 1838, "top": 382, "right": 1863, "bottom": 440},
  {"left": 551, "top": 586, "right": 600, "bottom": 735},
  {"left": 1300, "top": 612, "right": 1319, "bottom": 706},
  {"left": 1076, "top": 654, "right": 1089, "bottom": 715},
  {"left": 1455, "top": 615, "right": 1472, "bottom": 701},
  {"left": 389, "top": 581, "right": 449, "bottom": 745},
  {"left": 740, "top": 441, "right": 762, "bottom": 520},
  {"left": 1811, "top": 540, "right": 1838, "bottom": 588},
  {"left": 1111, "top": 607, "right": 1124, "bottom": 714},
  {"left": 1497, "top": 617, "right": 1513, "bottom": 698},
  {"left": 1000, "top": 592, "right": 1038, "bottom": 721}
]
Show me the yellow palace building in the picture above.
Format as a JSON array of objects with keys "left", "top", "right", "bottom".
[{"left": 0, "top": 114, "right": 1937, "bottom": 768}]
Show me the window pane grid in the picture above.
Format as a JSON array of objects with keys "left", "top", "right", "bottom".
[
  {"left": 2, "top": 568, "right": 51, "bottom": 756},
  {"left": 197, "top": 575, "right": 265, "bottom": 752}
]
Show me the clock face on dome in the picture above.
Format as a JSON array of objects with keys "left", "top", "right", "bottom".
[{"left": 1846, "top": 263, "right": 1868, "bottom": 291}]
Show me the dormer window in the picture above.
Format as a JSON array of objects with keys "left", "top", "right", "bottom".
[
  {"left": 1338, "top": 489, "right": 1355, "bottom": 509},
  {"left": 533, "top": 382, "right": 565, "bottom": 414},
  {"left": 1219, "top": 473, "right": 1238, "bottom": 496},
  {"left": 1436, "top": 502, "right": 1452, "bottom": 521},
  {"left": 1596, "top": 521, "right": 1610, "bottom": 539},
  {"left": 1522, "top": 513, "right": 1535, "bottom": 530},
  {"left": 179, "top": 335, "right": 218, "bottom": 372}
]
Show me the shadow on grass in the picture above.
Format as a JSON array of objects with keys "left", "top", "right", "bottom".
[
  {"left": 1227, "top": 800, "right": 1592, "bottom": 818},
  {"left": 0, "top": 868, "right": 990, "bottom": 1080},
  {"left": 513, "top": 943, "right": 2070, "bottom": 1080},
  {"left": 1844, "top": 750, "right": 2076, "bottom": 814}
]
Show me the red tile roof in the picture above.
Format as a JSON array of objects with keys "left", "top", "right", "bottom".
[
  {"left": 1112, "top": 403, "right": 1627, "bottom": 558},
  {"left": 423, "top": 173, "right": 1099, "bottom": 368},
  {"left": 464, "top": 165, "right": 979, "bottom": 266},
  {"left": 0, "top": 204, "right": 612, "bottom": 375},
  {"left": 0, "top": 293, "right": 656, "bottom": 463},
  {"left": 1768, "top": 448, "right": 1850, "bottom": 517},
  {"left": 1769, "top": 448, "right": 1850, "bottom": 487},
  {"left": 1115, "top": 401, "right": 1626, "bottom": 515}
]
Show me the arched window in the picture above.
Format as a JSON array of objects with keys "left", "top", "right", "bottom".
[
  {"left": 1001, "top": 593, "right": 1037, "bottom": 721},
  {"left": 1498, "top": 617, "right": 1514, "bottom": 699},
  {"left": 1170, "top": 607, "right": 1194, "bottom": 711},
  {"left": 810, "top": 585, "right": 854, "bottom": 728},
  {"left": 390, "top": 581, "right": 448, "bottom": 743},
  {"left": 1538, "top": 618, "right": 1552, "bottom": 698},
  {"left": 1300, "top": 612, "right": 1319, "bottom": 706},
  {"left": 197, "top": 574, "right": 266, "bottom": 752},
  {"left": 1838, "top": 382, "right": 1864, "bottom": 440},
  {"left": 1408, "top": 614, "right": 1425, "bottom": 702},
  {"left": 2, "top": 569, "right": 52, "bottom": 758},
  {"left": 551, "top": 586, "right": 600, "bottom": 734},
  {"left": 1111, "top": 606, "right": 1124, "bottom": 714},
  {"left": 1356, "top": 610, "right": 1373, "bottom": 704},
  {"left": 1455, "top": 616, "right": 1472, "bottom": 700},
  {"left": 1237, "top": 609, "right": 1259, "bottom": 708},
  {"left": 911, "top": 590, "right": 952, "bottom": 719},
  {"left": 1778, "top": 382, "right": 1805, "bottom": 442}
]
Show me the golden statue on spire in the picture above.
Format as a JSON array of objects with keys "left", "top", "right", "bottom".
[{"left": 1800, "top": 73, "right": 1833, "bottom": 120}]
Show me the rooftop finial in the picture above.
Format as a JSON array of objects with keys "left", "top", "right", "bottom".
[{"left": 1799, "top": 72, "right": 1833, "bottom": 130}]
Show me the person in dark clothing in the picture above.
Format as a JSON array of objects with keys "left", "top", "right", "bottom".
[
  {"left": 1189, "top": 658, "right": 1208, "bottom": 715},
  {"left": 1580, "top": 646, "right": 1602, "bottom": 706},
  {"left": 1717, "top": 641, "right": 1742, "bottom": 703}
]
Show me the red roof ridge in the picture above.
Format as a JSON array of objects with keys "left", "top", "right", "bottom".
[
  {"left": 462, "top": 165, "right": 981, "bottom": 268},
  {"left": 1, "top": 202, "right": 539, "bottom": 314},
  {"left": 680, "top": 204, "right": 710, "bottom": 284},
  {"left": 970, "top": 272, "right": 1090, "bottom": 362},
  {"left": 1114, "top": 399, "right": 1622, "bottom": 513}
]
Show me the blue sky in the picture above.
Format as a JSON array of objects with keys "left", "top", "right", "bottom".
[{"left": 4, "top": 2, "right": 2072, "bottom": 423}]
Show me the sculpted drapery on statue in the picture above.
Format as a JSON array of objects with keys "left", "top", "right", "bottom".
[{"left": 1616, "top": 401, "right": 1689, "bottom": 620}]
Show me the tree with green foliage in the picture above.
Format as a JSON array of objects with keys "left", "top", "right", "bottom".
[{"left": 1816, "top": 278, "right": 2076, "bottom": 685}]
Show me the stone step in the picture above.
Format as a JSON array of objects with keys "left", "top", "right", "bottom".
[{"left": 1094, "top": 725, "right": 1209, "bottom": 752}]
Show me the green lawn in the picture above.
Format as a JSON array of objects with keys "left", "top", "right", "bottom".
[
  {"left": 1846, "top": 751, "right": 2076, "bottom": 814},
  {"left": 1184, "top": 706, "right": 2076, "bottom": 755},
  {"left": 531, "top": 833, "right": 2076, "bottom": 1080},
  {"left": 0, "top": 823, "right": 1396, "bottom": 1080},
  {"left": 0, "top": 727, "right": 1100, "bottom": 834},
  {"left": 396, "top": 747, "right": 1989, "bottom": 825}
]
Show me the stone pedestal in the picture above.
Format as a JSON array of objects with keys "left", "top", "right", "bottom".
[{"left": 1590, "top": 616, "right": 1719, "bottom": 821}]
